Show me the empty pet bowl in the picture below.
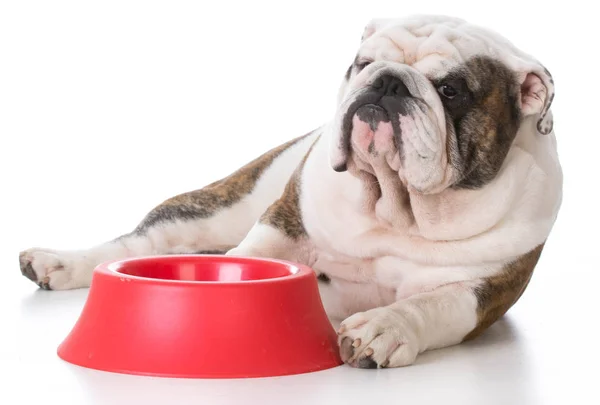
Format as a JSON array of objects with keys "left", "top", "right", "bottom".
[{"left": 57, "top": 255, "right": 342, "bottom": 378}]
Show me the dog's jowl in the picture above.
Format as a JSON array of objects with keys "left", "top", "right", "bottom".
[{"left": 19, "top": 15, "right": 562, "bottom": 368}]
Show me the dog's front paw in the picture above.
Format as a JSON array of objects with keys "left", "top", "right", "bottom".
[{"left": 338, "top": 306, "right": 420, "bottom": 369}]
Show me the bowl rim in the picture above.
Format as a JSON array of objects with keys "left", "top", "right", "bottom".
[{"left": 95, "top": 254, "right": 314, "bottom": 286}]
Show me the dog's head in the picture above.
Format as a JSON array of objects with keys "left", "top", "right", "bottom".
[{"left": 331, "top": 15, "right": 554, "bottom": 194}]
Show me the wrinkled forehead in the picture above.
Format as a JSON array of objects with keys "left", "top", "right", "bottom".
[{"left": 359, "top": 19, "right": 521, "bottom": 80}]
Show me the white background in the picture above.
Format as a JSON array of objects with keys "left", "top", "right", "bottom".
[{"left": 1, "top": 1, "right": 598, "bottom": 404}]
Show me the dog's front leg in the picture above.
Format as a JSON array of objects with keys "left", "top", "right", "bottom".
[
  {"left": 337, "top": 282, "right": 479, "bottom": 368},
  {"left": 338, "top": 244, "right": 544, "bottom": 369}
]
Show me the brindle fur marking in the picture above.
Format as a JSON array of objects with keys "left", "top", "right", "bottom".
[
  {"left": 133, "top": 133, "right": 312, "bottom": 234},
  {"left": 464, "top": 243, "right": 545, "bottom": 341},
  {"left": 258, "top": 136, "right": 320, "bottom": 240},
  {"left": 436, "top": 56, "right": 522, "bottom": 190}
]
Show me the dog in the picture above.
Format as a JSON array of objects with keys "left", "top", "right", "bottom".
[{"left": 19, "top": 15, "right": 562, "bottom": 369}]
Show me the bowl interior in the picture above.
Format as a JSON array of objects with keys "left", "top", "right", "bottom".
[{"left": 113, "top": 256, "right": 297, "bottom": 282}]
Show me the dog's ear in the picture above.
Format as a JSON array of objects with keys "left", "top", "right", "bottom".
[
  {"left": 518, "top": 64, "right": 555, "bottom": 135},
  {"left": 361, "top": 18, "right": 393, "bottom": 42}
]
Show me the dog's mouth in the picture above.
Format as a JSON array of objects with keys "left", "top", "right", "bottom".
[
  {"left": 334, "top": 91, "right": 449, "bottom": 194},
  {"left": 338, "top": 90, "right": 423, "bottom": 175}
]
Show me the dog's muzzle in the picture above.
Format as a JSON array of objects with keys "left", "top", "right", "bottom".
[{"left": 333, "top": 74, "right": 413, "bottom": 172}]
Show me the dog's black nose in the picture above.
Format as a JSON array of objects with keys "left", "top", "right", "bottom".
[{"left": 371, "top": 75, "right": 410, "bottom": 97}]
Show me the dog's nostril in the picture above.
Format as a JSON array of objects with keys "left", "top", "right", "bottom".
[{"left": 372, "top": 78, "right": 384, "bottom": 89}]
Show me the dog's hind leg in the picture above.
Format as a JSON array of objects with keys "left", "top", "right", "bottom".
[{"left": 19, "top": 131, "right": 319, "bottom": 290}]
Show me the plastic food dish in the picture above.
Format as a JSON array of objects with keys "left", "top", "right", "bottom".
[{"left": 57, "top": 255, "right": 342, "bottom": 378}]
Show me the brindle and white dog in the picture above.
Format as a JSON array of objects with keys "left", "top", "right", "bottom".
[{"left": 19, "top": 15, "right": 562, "bottom": 369}]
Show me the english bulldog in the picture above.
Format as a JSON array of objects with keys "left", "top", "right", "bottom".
[{"left": 19, "top": 15, "right": 563, "bottom": 369}]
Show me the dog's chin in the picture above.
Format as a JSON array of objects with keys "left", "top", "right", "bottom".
[
  {"left": 345, "top": 112, "right": 408, "bottom": 202},
  {"left": 347, "top": 143, "right": 456, "bottom": 199},
  {"left": 344, "top": 109, "right": 446, "bottom": 195}
]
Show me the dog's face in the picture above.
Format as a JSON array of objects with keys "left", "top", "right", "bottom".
[{"left": 330, "top": 16, "right": 555, "bottom": 194}]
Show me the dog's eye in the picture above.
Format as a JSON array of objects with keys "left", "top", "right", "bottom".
[
  {"left": 355, "top": 60, "right": 373, "bottom": 72},
  {"left": 438, "top": 84, "right": 458, "bottom": 99}
]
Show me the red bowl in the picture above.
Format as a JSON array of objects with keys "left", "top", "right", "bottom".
[{"left": 57, "top": 255, "right": 342, "bottom": 378}]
